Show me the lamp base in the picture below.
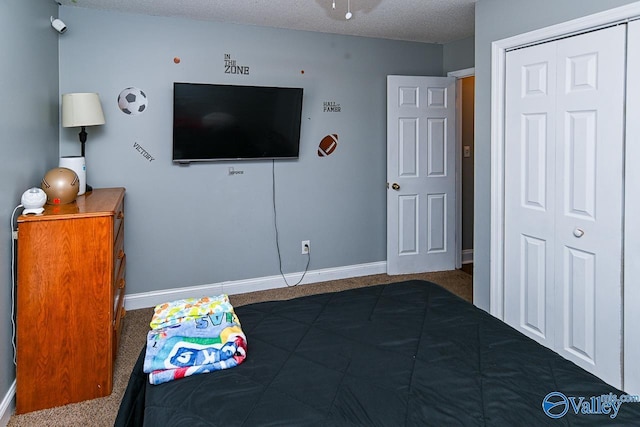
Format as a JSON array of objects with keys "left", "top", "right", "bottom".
[{"left": 59, "top": 156, "right": 87, "bottom": 195}]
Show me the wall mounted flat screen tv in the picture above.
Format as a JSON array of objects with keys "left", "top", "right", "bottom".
[{"left": 173, "top": 82, "right": 304, "bottom": 163}]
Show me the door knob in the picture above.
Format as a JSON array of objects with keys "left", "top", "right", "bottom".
[
  {"left": 573, "top": 228, "right": 584, "bottom": 238},
  {"left": 392, "top": 183, "right": 400, "bottom": 191}
]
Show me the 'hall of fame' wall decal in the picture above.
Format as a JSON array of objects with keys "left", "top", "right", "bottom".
[
  {"left": 224, "top": 54, "right": 250, "bottom": 75},
  {"left": 323, "top": 101, "right": 341, "bottom": 112},
  {"left": 318, "top": 134, "right": 339, "bottom": 157}
]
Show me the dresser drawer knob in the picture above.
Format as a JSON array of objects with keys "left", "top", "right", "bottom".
[
  {"left": 117, "top": 249, "right": 125, "bottom": 260},
  {"left": 117, "top": 278, "right": 126, "bottom": 289}
]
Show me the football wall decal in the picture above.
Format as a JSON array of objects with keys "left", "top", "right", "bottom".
[
  {"left": 318, "top": 134, "right": 338, "bottom": 157},
  {"left": 118, "top": 87, "right": 148, "bottom": 115}
]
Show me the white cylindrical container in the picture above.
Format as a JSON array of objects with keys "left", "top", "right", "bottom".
[{"left": 59, "top": 156, "right": 86, "bottom": 196}]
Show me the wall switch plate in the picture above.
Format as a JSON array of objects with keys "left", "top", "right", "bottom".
[
  {"left": 463, "top": 146, "right": 471, "bottom": 158},
  {"left": 301, "top": 240, "right": 310, "bottom": 254}
]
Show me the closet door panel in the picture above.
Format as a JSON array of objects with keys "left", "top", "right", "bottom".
[
  {"left": 554, "top": 25, "right": 625, "bottom": 388},
  {"left": 504, "top": 41, "right": 557, "bottom": 346},
  {"left": 562, "top": 246, "right": 596, "bottom": 362}
]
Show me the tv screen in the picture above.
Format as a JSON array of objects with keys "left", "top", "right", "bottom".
[{"left": 173, "top": 82, "right": 304, "bottom": 163}]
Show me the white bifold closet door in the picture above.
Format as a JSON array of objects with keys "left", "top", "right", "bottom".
[{"left": 504, "top": 25, "right": 625, "bottom": 388}]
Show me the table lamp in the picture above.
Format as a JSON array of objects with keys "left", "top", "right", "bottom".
[{"left": 61, "top": 92, "right": 105, "bottom": 193}]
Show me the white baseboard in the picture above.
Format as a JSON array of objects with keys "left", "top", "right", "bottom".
[
  {"left": 124, "top": 261, "right": 387, "bottom": 310},
  {"left": 0, "top": 380, "right": 15, "bottom": 427},
  {"left": 461, "top": 249, "right": 474, "bottom": 264}
]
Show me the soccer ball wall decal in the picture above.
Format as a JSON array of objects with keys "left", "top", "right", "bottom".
[{"left": 117, "top": 87, "right": 148, "bottom": 115}]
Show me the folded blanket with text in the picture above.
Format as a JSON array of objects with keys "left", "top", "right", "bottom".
[{"left": 143, "top": 295, "right": 247, "bottom": 385}]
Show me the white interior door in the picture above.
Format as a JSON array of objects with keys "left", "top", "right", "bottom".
[
  {"left": 386, "top": 76, "right": 456, "bottom": 275},
  {"left": 504, "top": 25, "right": 625, "bottom": 388}
]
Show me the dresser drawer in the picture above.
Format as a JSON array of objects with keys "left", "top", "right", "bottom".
[
  {"left": 113, "top": 222, "right": 125, "bottom": 277},
  {"left": 113, "top": 255, "right": 127, "bottom": 294},
  {"left": 113, "top": 257, "right": 126, "bottom": 359},
  {"left": 113, "top": 290, "right": 126, "bottom": 360},
  {"left": 113, "top": 200, "right": 124, "bottom": 240}
]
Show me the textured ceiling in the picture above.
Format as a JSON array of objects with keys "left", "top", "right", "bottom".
[{"left": 56, "top": 0, "right": 476, "bottom": 44}]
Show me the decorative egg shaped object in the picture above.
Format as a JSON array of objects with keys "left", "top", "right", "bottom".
[{"left": 41, "top": 167, "right": 79, "bottom": 205}]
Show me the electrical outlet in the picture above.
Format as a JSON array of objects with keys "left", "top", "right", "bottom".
[
  {"left": 301, "top": 240, "right": 310, "bottom": 254},
  {"left": 12, "top": 230, "right": 18, "bottom": 240}
]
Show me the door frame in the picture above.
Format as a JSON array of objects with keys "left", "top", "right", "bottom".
[
  {"left": 448, "top": 67, "right": 475, "bottom": 270},
  {"left": 489, "top": 2, "right": 640, "bottom": 393}
]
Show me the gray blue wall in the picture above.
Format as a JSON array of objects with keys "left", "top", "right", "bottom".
[
  {"left": 0, "top": 0, "right": 59, "bottom": 420},
  {"left": 443, "top": 36, "right": 475, "bottom": 74},
  {"left": 473, "top": 0, "right": 639, "bottom": 310},
  {"left": 57, "top": 7, "right": 443, "bottom": 296}
]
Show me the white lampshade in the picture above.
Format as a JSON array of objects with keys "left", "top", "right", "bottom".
[{"left": 62, "top": 92, "right": 105, "bottom": 127}]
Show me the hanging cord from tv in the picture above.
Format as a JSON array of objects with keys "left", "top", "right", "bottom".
[
  {"left": 10, "top": 204, "right": 23, "bottom": 366},
  {"left": 272, "top": 160, "right": 310, "bottom": 287}
]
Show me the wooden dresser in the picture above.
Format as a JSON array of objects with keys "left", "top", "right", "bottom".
[{"left": 15, "top": 187, "right": 126, "bottom": 414}]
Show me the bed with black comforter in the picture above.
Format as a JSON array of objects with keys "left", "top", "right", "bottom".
[{"left": 115, "top": 280, "right": 640, "bottom": 426}]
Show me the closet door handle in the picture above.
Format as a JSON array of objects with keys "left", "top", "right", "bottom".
[{"left": 573, "top": 228, "right": 585, "bottom": 238}]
